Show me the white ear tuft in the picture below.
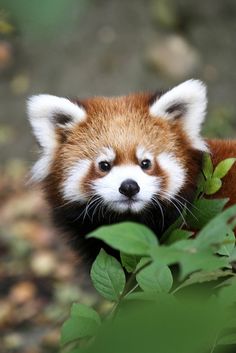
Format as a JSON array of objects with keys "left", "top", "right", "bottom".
[
  {"left": 27, "top": 94, "right": 86, "bottom": 150},
  {"left": 149, "top": 80, "right": 208, "bottom": 151},
  {"left": 27, "top": 94, "right": 86, "bottom": 182}
]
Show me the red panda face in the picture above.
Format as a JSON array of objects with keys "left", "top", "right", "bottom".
[
  {"left": 28, "top": 80, "right": 207, "bottom": 218},
  {"left": 58, "top": 114, "right": 188, "bottom": 214}
]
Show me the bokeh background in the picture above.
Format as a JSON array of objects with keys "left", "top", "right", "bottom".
[{"left": 0, "top": 0, "right": 236, "bottom": 352}]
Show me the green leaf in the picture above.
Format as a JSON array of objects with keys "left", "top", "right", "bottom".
[
  {"left": 196, "top": 172, "right": 206, "bottom": 195},
  {"left": 150, "top": 243, "right": 229, "bottom": 280},
  {"left": 90, "top": 250, "right": 126, "bottom": 302},
  {"left": 136, "top": 262, "right": 173, "bottom": 293},
  {"left": 204, "top": 177, "right": 222, "bottom": 195},
  {"left": 213, "top": 158, "right": 236, "bottom": 179},
  {"left": 150, "top": 206, "right": 236, "bottom": 279},
  {"left": 218, "top": 277, "right": 236, "bottom": 306},
  {"left": 218, "top": 333, "right": 236, "bottom": 345},
  {"left": 202, "top": 153, "right": 213, "bottom": 179},
  {"left": 224, "top": 317, "right": 236, "bottom": 330},
  {"left": 166, "top": 229, "right": 193, "bottom": 245},
  {"left": 124, "top": 291, "right": 159, "bottom": 301},
  {"left": 120, "top": 253, "right": 141, "bottom": 273},
  {"left": 217, "top": 230, "right": 235, "bottom": 256},
  {"left": 87, "top": 222, "right": 158, "bottom": 255},
  {"left": 61, "top": 303, "right": 101, "bottom": 346},
  {"left": 160, "top": 214, "right": 185, "bottom": 243},
  {"left": 186, "top": 198, "right": 228, "bottom": 230},
  {"left": 229, "top": 247, "right": 236, "bottom": 262},
  {"left": 195, "top": 204, "right": 236, "bottom": 249},
  {"left": 64, "top": 348, "right": 81, "bottom": 353},
  {"left": 173, "top": 270, "right": 233, "bottom": 293}
]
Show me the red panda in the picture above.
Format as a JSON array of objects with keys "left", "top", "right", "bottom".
[{"left": 27, "top": 79, "right": 236, "bottom": 264}]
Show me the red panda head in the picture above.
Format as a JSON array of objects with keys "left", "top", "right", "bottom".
[{"left": 27, "top": 80, "right": 207, "bottom": 218}]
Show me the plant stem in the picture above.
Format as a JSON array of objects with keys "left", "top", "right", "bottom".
[
  {"left": 209, "top": 334, "right": 219, "bottom": 353},
  {"left": 124, "top": 283, "right": 139, "bottom": 298},
  {"left": 108, "top": 260, "right": 152, "bottom": 319}
]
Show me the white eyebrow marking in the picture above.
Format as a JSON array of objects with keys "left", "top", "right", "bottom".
[
  {"left": 96, "top": 147, "right": 116, "bottom": 163},
  {"left": 136, "top": 146, "right": 153, "bottom": 161}
]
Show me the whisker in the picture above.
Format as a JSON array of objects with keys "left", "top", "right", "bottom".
[
  {"left": 91, "top": 197, "right": 104, "bottom": 223},
  {"left": 142, "top": 204, "right": 155, "bottom": 227},
  {"left": 84, "top": 195, "right": 103, "bottom": 222},
  {"left": 73, "top": 195, "right": 100, "bottom": 223},
  {"left": 80, "top": 195, "right": 95, "bottom": 222},
  {"left": 175, "top": 194, "right": 200, "bottom": 212},
  {"left": 53, "top": 198, "right": 78, "bottom": 210},
  {"left": 53, "top": 189, "right": 93, "bottom": 210},
  {"left": 97, "top": 198, "right": 106, "bottom": 223},
  {"left": 160, "top": 193, "right": 187, "bottom": 225},
  {"left": 163, "top": 191, "right": 199, "bottom": 222},
  {"left": 151, "top": 197, "right": 165, "bottom": 231},
  {"left": 174, "top": 197, "right": 199, "bottom": 222}
]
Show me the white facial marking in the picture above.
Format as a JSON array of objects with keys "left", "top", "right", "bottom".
[
  {"left": 96, "top": 147, "right": 116, "bottom": 164},
  {"left": 30, "top": 153, "right": 53, "bottom": 182},
  {"left": 92, "top": 165, "right": 160, "bottom": 213},
  {"left": 136, "top": 146, "right": 153, "bottom": 162},
  {"left": 62, "top": 160, "right": 91, "bottom": 202},
  {"left": 157, "top": 152, "right": 186, "bottom": 198},
  {"left": 27, "top": 94, "right": 86, "bottom": 182},
  {"left": 149, "top": 79, "right": 209, "bottom": 152}
]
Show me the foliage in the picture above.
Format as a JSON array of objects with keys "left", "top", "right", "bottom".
[
  {"left": 0, "top": 0, "right": 88, "bottom": 39},
  {"left": 61, "top": 154, "right": 236, "bottom": 353}
]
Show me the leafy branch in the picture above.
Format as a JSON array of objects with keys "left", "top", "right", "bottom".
[{"left": 60, "top": 154, "right": 236, "bottom": 353}]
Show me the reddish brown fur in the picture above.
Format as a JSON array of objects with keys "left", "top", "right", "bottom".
[
  {"left": 46, "top": 93, "right": 200, "bottom": 203},
  {"left": 44, "top": 93, "right": 236, "bottom": 211},
  {"left": 38, "top": 92, "right": 236, "bottom": 264},
  {"left": 207, "top": 139, "right": 236, "bottom": 206}
]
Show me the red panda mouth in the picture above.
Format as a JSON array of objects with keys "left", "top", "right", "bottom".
[
  {"left": 113, "top": 198, "right": 141, "bottom": 204},
  {"left": 110, "top": 198, "right": 146, "bottom": 213}
]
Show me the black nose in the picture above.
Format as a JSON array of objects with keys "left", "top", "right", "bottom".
[{"left": 119, "top": 179, "right": 140, "bottom": 198}]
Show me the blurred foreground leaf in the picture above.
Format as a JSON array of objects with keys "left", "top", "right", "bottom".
[
  {"left": 61, "top": 303, "right": 101, "bottom": 346},
  {"left": 88, "top": 222, "right": 158, "bottom": 255}
]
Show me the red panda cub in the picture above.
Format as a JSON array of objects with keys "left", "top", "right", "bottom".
[{"left": 27, "top": 80, "right": 236, "bottom": 264}]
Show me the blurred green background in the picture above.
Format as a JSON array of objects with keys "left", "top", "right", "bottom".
[{"left": 0, "top": 0, "right": 236, "bottom": 352}]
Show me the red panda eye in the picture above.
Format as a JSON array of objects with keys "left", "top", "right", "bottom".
[
  {"left": 99, "top": 161, "right": 112, "bottom": 172},
  {"left": 140, "top": 159, "right": 152, "bottom": 170}
]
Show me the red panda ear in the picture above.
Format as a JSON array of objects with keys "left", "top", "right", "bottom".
[
  {"left": 27, "top": 94, "right": 86, "bottom": 150},
  {"left": 27, "top": 94, "right": 86, "bottom": 182},
  {"left": 149, "top": 79, "right": 208, "bottom": 151}
]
